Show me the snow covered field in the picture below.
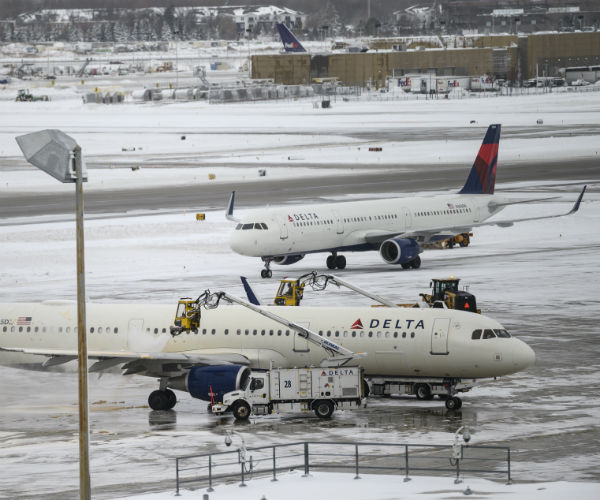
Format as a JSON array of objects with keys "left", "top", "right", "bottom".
[{"left": 0, "top": 88, "right": 599, "bottom": 499}]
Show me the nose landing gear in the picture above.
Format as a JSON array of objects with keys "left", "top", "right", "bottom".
[
  {"left": 261, "top": 258, "right": 273, "bottom": 279},
  {"left": 326, "top": 252, "right": 346, "bottom": 270}
]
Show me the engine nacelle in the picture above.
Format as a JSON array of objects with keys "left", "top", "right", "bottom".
[
  {"left": 379, "top": 237, "right": 420, "bottom": 264},
  {"left": 273, "top": 254, "right": 305, "bottom": 265},
  {"left": 168, "top": 365, "right": 251, "bottom": 402}
]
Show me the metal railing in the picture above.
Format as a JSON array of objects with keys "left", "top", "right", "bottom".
[{"left": 174, "top": 440, "right": 511, "bottom": 495}]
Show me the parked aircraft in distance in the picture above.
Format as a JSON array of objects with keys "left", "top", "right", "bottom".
[
  {"left": 228, "top": 124, "right": 586, "bottom": 277},
  {"left": 276, "top": 23, "right": 306, "bottom": 53},
  {"left": 0, "top": 296, "right": 534, "bottom": 411}
]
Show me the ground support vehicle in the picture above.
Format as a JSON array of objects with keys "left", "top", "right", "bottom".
[
  {"left": 212, "top": 366, "right": 364, "bottom": 420},
  {"left": 419, "top": 278, "right": 479, "bottom": 313},
  {"left": 368, "top": 376, "right": 474, "bottom": 409},
  {"left": 16, "top": 89, "right": 49, "bottom": 102},
  {"left": 424, "top": 232, "right": 473, "bottom": 249}
]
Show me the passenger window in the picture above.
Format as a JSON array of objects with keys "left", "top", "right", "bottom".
[
  {"left": 114, "top": 328, "right": 118, "bottom": 334},
  {"left": 411, "top": 332, "right": 415, "bottom": 338},
  {"left": 483, "top": 329, "right": 496, "bottom": 339},
  {"left": 472, "top": 329, "right": 482, "bottom": 340}
]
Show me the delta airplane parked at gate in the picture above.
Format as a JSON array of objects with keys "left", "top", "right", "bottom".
[
  {"left": 0, "top": 297, "right": 535, "bottom": 411},
  {"left": 228, "top": 124, "right": 586, "bottom": 277}
]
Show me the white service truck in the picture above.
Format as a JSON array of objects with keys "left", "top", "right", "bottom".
[{"left": 212, "top": 366, "right": 364, "bottom": 420}]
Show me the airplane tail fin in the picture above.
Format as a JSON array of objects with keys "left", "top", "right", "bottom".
[
  {"left": 276, "top": 23, "right": 306, "bottom": 53},
  {"left": 240, "top": 277, "right": 261, "bottom": 305},
  {"left": 459, "top": 124, "right": 501, "bottom": 195}
]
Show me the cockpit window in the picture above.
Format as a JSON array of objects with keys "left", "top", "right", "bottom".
[
  {"left": 242, "top": 223, "right": 253, "bottom": 230},
  {"left": 254, "top": 223, "right": 263, "bottom": 229},
  {"left": 471, "top": 329, "right": 481, "bottom": 340},
  {"left": 235, "top": 224, "right": 242, "bottom": 230},
  {"left": 261, "top": 223, "right": 268, "bottom": 229},
  {"left": 494, "top": 329, "right": 511, "bottom": 338},
  {"left": 482, "top": 329, "right": 496, "bottom": 339}
]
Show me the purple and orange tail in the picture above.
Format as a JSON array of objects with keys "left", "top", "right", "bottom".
[{"left": 459, "top": 124, "right": 501, "bottom": 195}]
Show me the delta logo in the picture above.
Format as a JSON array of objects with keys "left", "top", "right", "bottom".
[
  {"left": 288, "top": 215, "right": 294, "bottom": 222},
  {"left": 351, "top": 318, "right": 364, "bottom": 330}
]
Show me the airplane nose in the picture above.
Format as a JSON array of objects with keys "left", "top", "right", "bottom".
[
  {"left": 230, "top": 231, "right": 246, "bottom": 255},
  {"left": 515, "top": 341, "right": 536, "bottom": 370}
]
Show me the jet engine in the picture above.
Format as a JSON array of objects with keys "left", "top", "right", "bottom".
[
  {"left": 273, "top": 254, "right": 305, "bottom": 265},
  {"left": 379, "top": 237, "right": 420, "bottom": 264},
  {"left": 168, "top": 365, "right": 251, "bottom": 403}
]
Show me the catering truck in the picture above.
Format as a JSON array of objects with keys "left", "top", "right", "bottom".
[{"left": 212, "top": 366, "right": 364, "bottom": 420}]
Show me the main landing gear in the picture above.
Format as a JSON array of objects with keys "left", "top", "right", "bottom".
[
  {"left": 261, "top": 258, "right": 273, "bottom": 279},
  {"left": 148, "top": 378, "right": 177, "bottom": 410},
  {"left": 326, "top": 252, "right": 346, "bottom": 270},
  {"left": 148, "top": 389, "right": 177, "bottom": 410},
  {"left": 401, "top": 256, "right": 421, "bottom": 270},
  {"left": 444, "top": 396, "right": 463, "bottom": 410}
]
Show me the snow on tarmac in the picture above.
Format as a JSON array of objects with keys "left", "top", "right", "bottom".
[{"left": 0, "top": 89, "right": 599, "bottom": 500}]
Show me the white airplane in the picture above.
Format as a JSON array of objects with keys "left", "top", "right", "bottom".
[
  {"left": 0, "top": 293, "right": 535, "bottom": 411},
  {"left": 227, "top": 124, "right": 586, "bottom": 277}
]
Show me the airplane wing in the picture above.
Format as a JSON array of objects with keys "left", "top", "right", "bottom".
[
  {"left": 354, "top": 186, "right": 586, "bottom": 244},
  {"left": 0, "top": 346, "right": 250, "bottom": 373}
]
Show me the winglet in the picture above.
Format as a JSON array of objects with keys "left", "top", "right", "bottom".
[
  {"left": 240, "top": 277, "right": 261, "bottom": 305},
  {"left": 568, "top": 185, "right": 587, "bottom": 215},
  {"left": 226, "top": 191, "right": 239, "bottom": 222},
  {"left": 459, "top": 124, "right": 501, "bottom": 195}
]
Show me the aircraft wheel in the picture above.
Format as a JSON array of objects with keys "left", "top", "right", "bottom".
[
  {"left": 335, "top": 255, "right": 346, "bottom": 269},
  {"left": 326, "top": 255, "right": 336, "bottom": 269},
  {"left": 460, "top": 236, "right": 470, "bottom": 247},
  {"left": 313, "top": 400, "right": 335, "bottom": 419},
  {"left": 410, "top": 256, "right": 421, "bottom": 269},
  {"left": 261, "top": 269, "right": 272, "bottom": 279},
  {"left": 232, "top": 400, "right": 251, "bottom": 421},
  {"left": 447, "top": 239, "right": 455, "bottom": 248},
  {"left": 445, "top": 396, "right": 462, "bottom": 410},
  {"left": 165, "top": 389, "right": 177, "bottom": 409},
  {"left": 148, "top": 390, "right": 170, "bottom": 411},
  {"left": 414, "top": 383, "right": 431, "bottom": 400},
  {"left": 401, "top": 262, "right": 411, "bottom": 269}
]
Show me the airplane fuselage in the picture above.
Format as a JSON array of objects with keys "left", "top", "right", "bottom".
[
  {"left": 230, "top": 193, "right": 507, "bottom": 258},
  {"left": 0, "top": 301, "right": 534, "bottom": 380}
]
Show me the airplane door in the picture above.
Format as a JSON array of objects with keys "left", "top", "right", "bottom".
[
  {"left": 279, "top": 217, "right": 288, "bottom": 240},
  {"left": 333, "top": 210, "right": 344, "bottom": 234},
  {"left": 430, "top": 318, "right": 450, "bottom": 355},
  {"left": 401, "top": 206, "right": 411, "bottom": 231},
  {"left": 293, "top": 322, "right": 310, "bottom": 352},
  {"left": 127, "top": 319, "right": 144, "bottom": 350}
]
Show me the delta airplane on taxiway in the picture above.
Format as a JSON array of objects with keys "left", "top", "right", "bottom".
[
  {"left": 228, "top": 124, "right": 586, "bottom": 278},
  {"left": 0, "top": 294, "right": 535, "bottom": 411}
]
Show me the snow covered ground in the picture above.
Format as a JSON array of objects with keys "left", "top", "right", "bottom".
[{"left": 0, "top": 87, "right": 599, "bottom": 500}]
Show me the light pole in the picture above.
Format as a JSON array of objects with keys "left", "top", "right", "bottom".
[
  {"left": 16, "top": 130, "right": 90, "bottom": 500},
  {"left": 174, "top": 29, "right": 179, "bottom": 89}
]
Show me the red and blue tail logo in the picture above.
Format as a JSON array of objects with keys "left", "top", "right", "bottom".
[{"left": 459, "top": 124, "right": 501, "bottom": 195}]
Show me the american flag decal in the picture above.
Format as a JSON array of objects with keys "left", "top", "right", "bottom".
[{"left": 17, "top": 316, "right": 32, "bottom": 325}]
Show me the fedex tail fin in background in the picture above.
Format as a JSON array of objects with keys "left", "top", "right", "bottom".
[
  {"left": 459, "top": 124, "right": 501, "bottom": 194},
  {"left": 276, "top": 23, "right": 306, "bottom": 53}
]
